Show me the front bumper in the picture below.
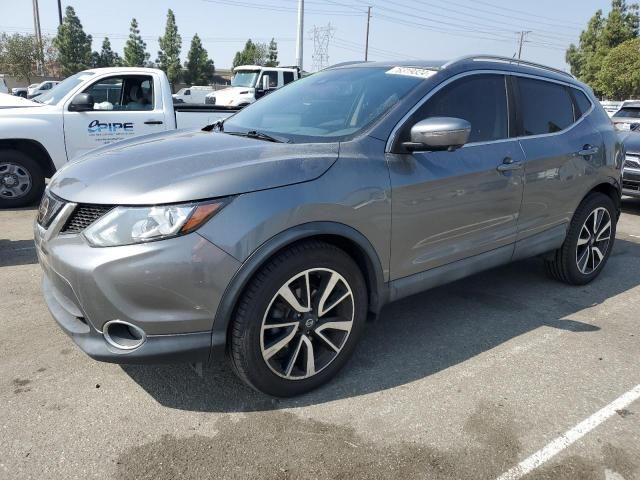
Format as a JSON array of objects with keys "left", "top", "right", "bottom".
[
  {"left": 34, "top": 201, "right": 241, "bottom": 364},
  {"left": 622, "top": 166, "right": 640, "bottom": 197}
]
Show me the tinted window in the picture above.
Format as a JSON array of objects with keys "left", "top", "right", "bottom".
[
  {"left": 283, "top": 71, "right": 295, "bottom": 84},
  {"left": 411, "top": 74, "right": 508, "bottom": 143},
  {"left": 613, "top": 107, "right": 640, "bottom": 119},
  {"left": 518, "top": 78, "right": 573, "bottom": 135},
  {"left": 572, "top": 89, "right": 592, "bottom": 118}
]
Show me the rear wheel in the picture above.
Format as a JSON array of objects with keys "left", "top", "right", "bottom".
[
  {"left": 0, "top": 149, "right": 45, "bottom": 208},
  {"left": 229, "top": 241, "right": 367, "bottom": 397},
  {"left": 545, "top": 192, "right": 616, "bottom": 285}
]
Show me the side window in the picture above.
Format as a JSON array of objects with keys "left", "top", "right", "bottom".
[
  {"left": 184, "top": 89, "right": 191, "bottom": 96},
  {"left": 283, "top": 71, "right": 295, "bottom": 85},
  {"left": 409, "top": 74, "right": 509, "bottom": 144},
  {"left": 261, "top": 71, "right": 278, "bottom": 89},
  {"left": 517, "top": 78, "right": 574, "bottom": 135},
  {"left": 572, "top": 89, "right": 592, "bottom": 119},
  {"left": 84, "top": 77, "right": 124, "bottom": 110}
]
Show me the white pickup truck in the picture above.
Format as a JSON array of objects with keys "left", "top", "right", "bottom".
[{"left": 0, "top": 67, "right": 240, "bottom": 207}]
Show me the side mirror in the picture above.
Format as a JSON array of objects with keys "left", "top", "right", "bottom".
[
  {"left": 403, "top": 117, "right": 471, "bottom": 152},
  {"left": 68, "top": 93, "right": 95, "bottom": 112},
  {"left": 262, "top": 75, "right": 270, "bottom": 91}
]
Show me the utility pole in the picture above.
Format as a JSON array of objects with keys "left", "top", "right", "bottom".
[
  {"left": 57, "top": 0, "right": 63, "bottom": 25},
  {"left": 32, "top": 0, "right": 44, "bottom": 75},
  {"left": 364, "top": 6, "right": 372, "bottom": 62},
  {"left": 517, "top": 30, "right": 531, "bottom": 60},
  {"left": 295, "top": 0, "right": 304, "bottom": 71}
]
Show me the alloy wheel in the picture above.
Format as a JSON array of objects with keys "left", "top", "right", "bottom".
[
  {"left": 260, "top": 268, "right": 355, "bottom": 380},
  {"left": 0, "top": 162, "right": 32, "bottom": 199},
  {"left": 576, "top": 207, "right": 612, "bottom": 275}
]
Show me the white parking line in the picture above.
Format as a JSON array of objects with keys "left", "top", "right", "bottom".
[{"left": 496, "top": 384, "right": 640, "bottom": 480}]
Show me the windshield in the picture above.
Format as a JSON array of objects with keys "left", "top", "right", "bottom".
[
  {"left": 614, "top": 107, "right": 640, "bottom": 119},
  {"left": 223, "top": 67, "right": 425, "bottom": 143},
  {"left": 231, "top": 71, "right": 260, "bottom": 88},
  {"left": 174, "top": 88, "right": 187, "bottom": 96},
  {"left": 35, "top": 71, "right": 95, "bottom": 105}
]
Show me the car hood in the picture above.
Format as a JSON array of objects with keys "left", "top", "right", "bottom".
[
  {"left": 0, "top": 92, "right": 40, "bottom": 109},
  {"left": 49, "top": 129, "right": 339, "bottom": 205},
  {"left": 209, "top": 87, "right": 252, "bottom": 105},
  {"left": 620, "top": 131, "right": 640, "bottom": 154}
]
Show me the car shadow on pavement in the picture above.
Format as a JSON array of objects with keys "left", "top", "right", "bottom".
[
  {"left": 0, "top": 239, "right": 37, "bottom": 267},
  {"left": 122, "top": 238, "right": 640, "bottom": 412},
  {"left": 622, "top": 197, "right": 640, "bottom": 215}
]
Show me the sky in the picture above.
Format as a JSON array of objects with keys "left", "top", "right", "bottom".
[{"left": 1, "top": 0, "right": 614, "bottom": 72}]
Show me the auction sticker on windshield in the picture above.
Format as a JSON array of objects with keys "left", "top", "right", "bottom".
[{"left": 386, "top": 66, "right": 438, "bottom": 79}]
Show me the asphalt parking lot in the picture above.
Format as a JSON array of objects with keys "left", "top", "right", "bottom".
[{"left": 1, "top": 201, "right": 639, "bottom": 480}]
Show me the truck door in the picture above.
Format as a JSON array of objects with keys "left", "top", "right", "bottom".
[{"left": 63, "top": 74, "right": 168, "bottom": 160}]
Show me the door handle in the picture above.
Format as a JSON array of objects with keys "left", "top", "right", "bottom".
[
  {"left": 496, "top": 157, "right": 523, "bottom": 172},
  {"left": 577, "top": 145, "right": 599, "bottom": 156},
  {"left": 144, "top": 120, "right": 164, "bottom": 125}
]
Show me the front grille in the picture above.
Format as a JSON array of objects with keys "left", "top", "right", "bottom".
[
  {"left": 625, "top": 156, "right": 640, "bottom": 169},
  {"left": 61, "top": 204, "right": 113, "bottom": 234}
]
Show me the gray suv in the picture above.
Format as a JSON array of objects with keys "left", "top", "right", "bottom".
[{"left": 35, "top": 56, "right": 623, "bottom": 396}]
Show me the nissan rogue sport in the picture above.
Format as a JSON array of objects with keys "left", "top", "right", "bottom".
[{"left": 35, "top": 56, "right": 623, "bottom": 396}]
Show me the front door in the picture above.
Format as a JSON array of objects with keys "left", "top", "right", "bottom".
[
  {"left": 63, "top": 74, "right": 168, "bottom": 160},
  {"left": 387, "top": 73, "right": 524, "bottom": 280}
]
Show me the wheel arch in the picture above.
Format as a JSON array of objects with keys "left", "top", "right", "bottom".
[
  {"left": 0, "top": 139, "right": 56, "bottom": 178},
  {"left": 584, "top": 178, "right": 622, "bottom": 216},
  {"left": 210, "top": 222, "right": 388, "bottom": 360}
]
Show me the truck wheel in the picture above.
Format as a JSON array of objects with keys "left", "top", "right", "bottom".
[
  {"left": 545, "top": 192, "right": 616, "bottom": 285},
  {"left": 0, "top": 149, "right": 45, "bottom": 208},
  {"left": 229, "top": 241, "right": 367, "bottom": 397}
]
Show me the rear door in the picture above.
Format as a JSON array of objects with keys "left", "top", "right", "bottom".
[
  {"left": 387, "top": 73, "right": 525, "bottom": 279},
  {"left": 513, "top": 76, "right": 604, "bottom": 248},
  {"left": 63, "top": 73, "right": 169, "bottom": 160}
]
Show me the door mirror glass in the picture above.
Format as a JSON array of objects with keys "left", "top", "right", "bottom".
[
  {"left": 68, "top": 93, "right": 95, "bottom": 112},
  {"left": 404, "top": 117, "right": 471, "bottom": 152}
]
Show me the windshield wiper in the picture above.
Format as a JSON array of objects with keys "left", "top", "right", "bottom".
[
  {"left": 227, "top": 130, "right": 291, "bottom": 143},
  {"left": 203, "top": 119, "right": 225, "bottom": 132}
]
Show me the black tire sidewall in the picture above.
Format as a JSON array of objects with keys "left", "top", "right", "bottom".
[
  {"left": 561, "top": 193, "right": 617, "bottom": 285},
  {"left": 233, "top": 244, "right": 368, "bottom": 397},
  {"left": 0, "top": 150, "right": 45, "bottom": 208}
]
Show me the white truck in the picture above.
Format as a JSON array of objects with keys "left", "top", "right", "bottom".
[
  {"left": 172, "top": 85, "right": 215, "bottom": 104},
  {"left": 205, "top": 65, "right": 299, "bottom": 107},
  {"left": 0, "top": 67, "right": 240, "bottom": 207}
]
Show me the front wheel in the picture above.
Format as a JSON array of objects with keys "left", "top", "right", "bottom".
[
  {"left": 0, "top": 149, "right": 45, "bottom": 208},
  {"left": 229, "top": 241, "right": 368, "bottom": 397},
  {"left": 545, "top": 192, "right": 617, "bottom": 285}
]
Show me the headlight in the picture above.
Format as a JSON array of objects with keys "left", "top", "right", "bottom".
[{"left": 83, "top": 200, "right": 227, "bottom": 247}]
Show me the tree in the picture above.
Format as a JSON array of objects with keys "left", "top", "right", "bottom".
[
  {"left": 92, "top": 37, "right": 122, "bottom": 68},
  {"left": 0, "top": 33, "right": 42, "bottom": 84},
  {"left": 53, "top": 6, "right": 92, "bottom": 77},
  {"left": 266, "top": 38, "right": 279, "bottom": 67},
  {"left": 157, "top": 9, "right": 182, "bottom": 89},
  {"left": 566, "top": 0, "right": 639, "bottom": 95},
  {"left": 124, "top": 18, "right": 150, "bottom": 67},
  {"left": 599, "top": 38, "right": 640, "bottom": 99},
  {"left": 232, "top": 39, "right": 268, "bottom": 68},
  {"left": 183, "top": 34, "right": 215, "bottom": 85}
]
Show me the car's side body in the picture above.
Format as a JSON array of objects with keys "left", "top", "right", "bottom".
[{"left": 36, "top": 57, "right": 623, "bottom": 373}]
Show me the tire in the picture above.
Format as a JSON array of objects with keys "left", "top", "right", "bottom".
[
  {"left": 545, "top": 192, "right": 616, "bottom": 285},
  {"left": 0, "top": 149, "right": 45, "bottom": 208},
  {"left": 229, "top": 240, "right": 368, "bottom": 397}
]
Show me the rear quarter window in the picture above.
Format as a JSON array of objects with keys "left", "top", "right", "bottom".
[{"left": 517, "top": 78, "right": 574, "bottom": 135}]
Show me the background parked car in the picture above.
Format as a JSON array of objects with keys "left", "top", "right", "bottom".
[
  {"left": 27, "top": 80, "right": 60, "bottom": 99},
  {"left": 12, "top": 83, "right": 39, "bottom": 98},
  {"left": 172, "top": 85, "right": 215, "bottom": 104}
]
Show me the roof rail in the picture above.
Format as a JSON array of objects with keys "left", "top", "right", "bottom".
[{"left": 442, "top": 55, "right": 574, "bottom": 79}]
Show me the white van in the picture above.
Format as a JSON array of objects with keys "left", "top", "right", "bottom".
[
  {"left": 172, "top": 85, "right": 215, "bottom": 104},
  {"left": 205, "top": 65, "right": 300, "bottom": 107}
]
